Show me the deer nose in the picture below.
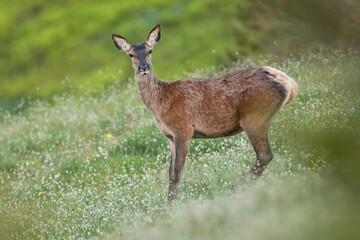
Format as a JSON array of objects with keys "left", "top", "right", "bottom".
[{"left": 139, "top": 64, "right": 149, "bottom": 72}]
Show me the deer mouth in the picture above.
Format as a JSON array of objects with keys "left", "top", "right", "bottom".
[{"left": 139, "top": 70, "right": 150, "bottom": 75}]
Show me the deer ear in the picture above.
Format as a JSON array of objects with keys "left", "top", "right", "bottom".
[
  {"left": 112, "top": 34, "right": 131, "bottom": 52},
  {"left": 146, "top": 24, "right": 161, "bottom": 47}
]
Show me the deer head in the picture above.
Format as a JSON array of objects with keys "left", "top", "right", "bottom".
[{"left": 112, "top": 24, "right": 161, "bottom": 75}]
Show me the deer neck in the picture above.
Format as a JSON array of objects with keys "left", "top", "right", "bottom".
[{"left": 135, "top": 70, "right": 164, "bottom": 114}]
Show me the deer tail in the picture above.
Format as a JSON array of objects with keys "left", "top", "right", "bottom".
[{"left": 264, "top": 66, "right": 298, "bottom": 107}]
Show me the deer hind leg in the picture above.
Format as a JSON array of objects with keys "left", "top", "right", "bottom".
[
  {"left": 168, "top": 135, "right": 192, "bottom": 201},
  {"left": 232, "top": 116, "right": 273, "bottom": 191}
]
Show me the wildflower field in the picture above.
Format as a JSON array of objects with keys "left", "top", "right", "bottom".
[{"left": 1, "top": 49, "right": 359, "bottom": 239}]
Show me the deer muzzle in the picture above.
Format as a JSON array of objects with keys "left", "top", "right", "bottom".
[{"left": 139, "top": 64, "right": 150, "bottom": 74}]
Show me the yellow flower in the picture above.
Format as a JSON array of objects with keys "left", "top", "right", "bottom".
[
  {"left": 312, "top": 167, "right": 316, "bottom": 170},
  {"left": 39, "top": 192, "right": 42, "bottom": 194},
  {"left": 106, "top": 133, "right": 112, "bottom": 138},
  {"left": 323, "top": 161, "right": 326, "bottom": 164},
  {"left": 334, "top": 68, "right": 338, "bottom": 72},
  {"left": 93, "top": 158, "right": 96, "bottom": 161},
  {"left": 87, "top": 162, "right": 90, "bottom": 165},
  {"left": 38, "top": 197, "right": 41, "bottom": 200},
  {"left": 139, "top": 105, "right": 143, "bottom": 109},
  {"left": 228, "top": 182, "right": 232, "bottom": 185}
]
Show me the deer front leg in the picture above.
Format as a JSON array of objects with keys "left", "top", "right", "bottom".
[
  {"left": 168, "top": 136, "right": 191, "bottom": 201},
  {"left": 168, "top": 138, "right": 175, "bottom": 193}
]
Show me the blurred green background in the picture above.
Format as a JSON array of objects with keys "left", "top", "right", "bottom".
[{"left": 1, "top": 0, "right": 359, "bottom": 109}]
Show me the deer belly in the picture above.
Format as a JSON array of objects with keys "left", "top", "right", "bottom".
[
  {"left": 192, "top": 115, "right": 243, "bottom": 138},
  {"left": 193, "top": 125, "right": 243, "bottom": 138}
]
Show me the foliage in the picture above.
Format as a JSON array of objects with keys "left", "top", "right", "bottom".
[
  {"left": 0, "top": 0, "right": 237, "bottom": 103},
  {"left": 231, "top": 0, "right": 360, "bottom": 56},
  {"left": 3, "top": 0, "right": 359, "bottom": 105},
  {"left": 1, "top": 50, "right": 359, "bottom": 239}
]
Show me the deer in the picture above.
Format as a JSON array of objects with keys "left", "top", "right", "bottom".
[{"left": 112, "top": 24, "right": 297, "bottom": 201}]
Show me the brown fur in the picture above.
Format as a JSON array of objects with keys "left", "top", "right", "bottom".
[{"left": 112, "top": 25, "right": 298, "bottom": 200}]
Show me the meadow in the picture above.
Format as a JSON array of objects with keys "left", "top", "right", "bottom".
[{"left": 1, "top": 49, "right": 359, "bottom": 239}]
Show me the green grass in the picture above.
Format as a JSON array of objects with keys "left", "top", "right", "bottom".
[{"left": 0, "top": 49, "right": 359, "bottom": 239}]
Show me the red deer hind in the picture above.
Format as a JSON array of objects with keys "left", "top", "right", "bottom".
[{"left": 112, "top": 24, "right": 297, "bottom": 200}]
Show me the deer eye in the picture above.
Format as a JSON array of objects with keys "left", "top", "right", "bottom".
[
  {"left": 149, "top": 50, "right": 152, "bottom": 54},
  {"left": 129, "top": 54, "right": 133, "bottom": 57}
]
